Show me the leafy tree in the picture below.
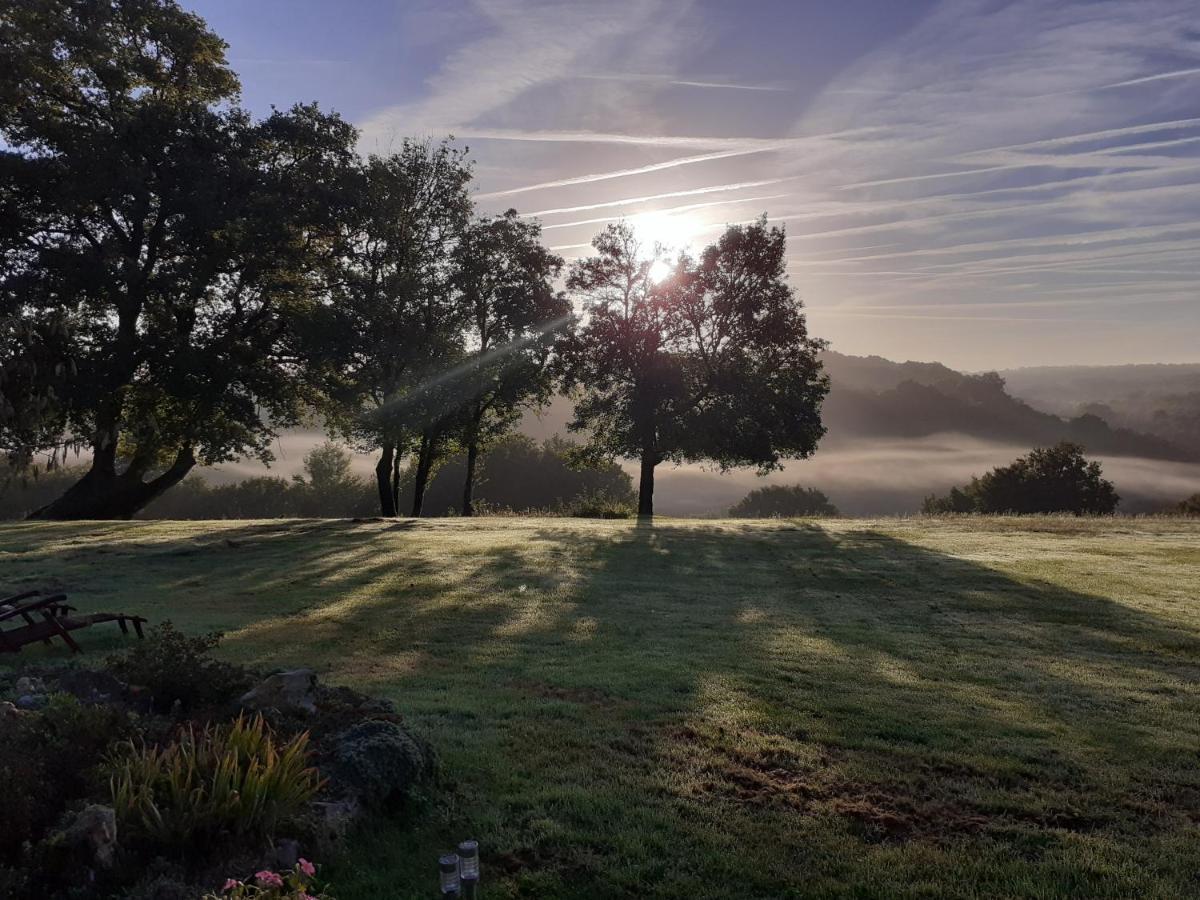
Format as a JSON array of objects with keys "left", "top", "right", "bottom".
[
  {"left": 1, "top": 0, "right": 357, "bottom": 519},
  {"left": 450, "top": 210, "right": 567, "bottom": 516},
  {"left": 729, "top": 484, "right": 839, "bottom": 518},
  {"left": 559, "top": 218, "right": 828, "bottom": 517},
  {"left": 322, "top": 141, "right": 473, "bottom": 517},
  {"left": 923, "top": 442, "right": 1119, "bottom": 515},
  {"left": 1174, "top": 493, "right": 1200, "bottom": 516}
]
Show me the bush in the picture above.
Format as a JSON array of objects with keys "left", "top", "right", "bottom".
[
  {"left": 0, "top": 694, "right": 135, "bottom": 861},
  {"left": 107, "top": 622, "right": 253, "bottom": 714},
  {"left": 110, "top": 714, "right": 323, "bottom": 851},
  {"left": 1176, "top": 493, "right": 1200, "bottom": 516},
  {"left": 568, "top": 489, "right": 634, "bottom": 519},
  {"left": 923, "top": 442, "right": 1119, "bottom": 515},
  {"left": 729, "top": 485, "right": 839, "bottom": 518},
  {"left": 330, "top": 719, "right": 432, "bottom": 807}
]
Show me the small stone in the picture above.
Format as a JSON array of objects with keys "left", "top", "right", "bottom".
[
  {"left": 272, "top": 837, "right": 302, "bottom": 870},
  {"left": 15, "top": 675, "right": 44, "bottom": 695},
  {"left": 0, "top": 700, "right": 22, "bottom": 718},
  {"left": 239, "top": 669, "right": 319, "bottom": 715},
  {"left": 16, "top": 694, "right": 46, "bottom": 710}
]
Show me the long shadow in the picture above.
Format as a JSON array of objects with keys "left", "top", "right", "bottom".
[{"left": 4, "top": 518, "right": 1199, "bottom": 898}]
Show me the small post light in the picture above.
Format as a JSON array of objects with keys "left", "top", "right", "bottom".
[
  {"left": 439, "top": 853, "right": 461, "bottom": 897},
  {"left": 458, "top": 840, "right": 480, "bottom": 898}
]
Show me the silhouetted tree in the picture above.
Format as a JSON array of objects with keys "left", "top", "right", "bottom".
[
  {"left": 1, "top": 0, "right": 357, "bottom": 519},
  {"left": 1175, "top": 493, "right": 1200, "bottom": 516},
  {"left": 923, "top": 442, "right": 1118, "bottom": 515},
  {"left": 321, "top": 141, "right": 473, "bottom": 517},
  {"left": 451, "top": 211, "right": 568, "bottom": 516},
  {"left": 729, "top": 484, "right": 839, "bottom": 518},
  {"left": 559, "top": 218, "right": 828, "bottom": 517}
]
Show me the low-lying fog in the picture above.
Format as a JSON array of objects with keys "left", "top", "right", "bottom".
[{"left": 212, "top": 430, "right": 1200, "bottom": 516}]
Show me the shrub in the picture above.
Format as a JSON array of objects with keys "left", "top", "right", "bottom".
[
  {"left": 110, "top": 714, "right": 323, "bottom": 851},
  {"left": 1176, "top": 493, "right": 1200, "bottom": 516},
  {"left": 0, "top": 694, "right": 135, "bottom": 862},
  {"left": 330, "top": 719, "right": 432, "bottom": 807},
  {"left": 568, "top": 489, "right": 634, "bottom": 519},
  {"left": 923, "top": 442, "right": 1118, "bottom": 515},
  {"left": 107, "top": 621, "right": 253, "bottom": 714},
  {"left": 729, "top": 484, "right": 839, "bottom": 518}
]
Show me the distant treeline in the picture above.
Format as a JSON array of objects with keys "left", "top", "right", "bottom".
[
  {"left": 0, "top": 437, "right": 634, "bottom": 521},
  {"left": 820, "top": 352, "right": 1195, "bottom": 461}
]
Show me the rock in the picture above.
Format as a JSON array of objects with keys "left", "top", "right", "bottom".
[
  {"left": 16, "top": 693, "right": 46, "bottom": 710},
  {"left": 60, "top": 805, "right": 119, "bottom": 869},
  {"left": 0, "top": 700, "right": 22, "bottom": 719},
  {"left": 15, "top": 675, "right": 44, "bottom": 695},
  {"left": 330, "top": 719, "right": 433, "bottom": 807},
  {"left": 312, "top": 796, "right": 362, "bottom": 847},
  {"left": 271, "top": 837, "right": 302, "bottom": 870},
  {"left": 239, "top": 669, "right": 318, "bottom": 714}
]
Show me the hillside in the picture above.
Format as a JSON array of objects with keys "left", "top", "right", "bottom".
[
  {"left": 1001, "top": 363, "right": 1200, "bottom": 453},
  {"left": 821, "top": 352, "right": 1195, "bottom": 460},
  {"left": 4, "top": 517, "right": 1200, "bottom": 898}
]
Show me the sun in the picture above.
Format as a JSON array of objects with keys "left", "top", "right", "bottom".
[
  {"left": 629, "top": 210, "right": 702, "bottom": 256},
  {"left": 629, "top": 210, "right": 703, "bottom": 282}
]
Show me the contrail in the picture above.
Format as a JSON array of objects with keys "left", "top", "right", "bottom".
[{"left": 523, "top": 179, "right": 788, "bottom": 218}]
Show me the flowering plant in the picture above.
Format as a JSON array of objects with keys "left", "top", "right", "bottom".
[{"left": 203, "top": 859, "right": 328, "bottom": 899}]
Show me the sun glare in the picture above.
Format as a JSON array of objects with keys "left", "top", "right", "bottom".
[{"left": 630, "top": 210, "right": 703, "bottom": 282}]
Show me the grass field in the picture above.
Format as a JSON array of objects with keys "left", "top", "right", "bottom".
[{"left": 3, "top": 516, "right": 1200, "bottom": 898}]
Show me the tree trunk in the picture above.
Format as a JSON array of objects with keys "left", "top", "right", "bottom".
[
  {"left": 462, "top": 402, "right": 483, "bottom": 517},
  {"left": 391, "top": 450, "right": 401, "bottom": 517},
  {"left": 411, "top": 433, "right": 435, "bottom": 518},
  {"left": 28, "top": 446, "right": 195, "bottom": 520},
  {"left": 462, "top": 439, "right": 479, "bottom": 517},
  {"left": 637, "top": 448, "right": 656, "bottom": 519},
  {"left": 375, "top": 443, "right": 396, "bottom": 517}
]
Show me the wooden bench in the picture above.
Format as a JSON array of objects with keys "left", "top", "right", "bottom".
[{"left": 0, "top": 592, "right": 146, "bottom": 655}]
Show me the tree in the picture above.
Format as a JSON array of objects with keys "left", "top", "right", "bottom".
[
  {"left": 923, "top": 442, "right": 1119, "bottom": 515},
  {"left": 450, "top": 210, "right": 567, "bottom": 516},
  {"left": 1, "top": 0, "right": 357, "bottom": 519},
  {"left": 559, "top": 218, "right": 828, "bottom": 517},
  {"left": 322, "top": 141, "right": 473, "bottom": 517},
  {"left": 729, "top": 484, "right": 838, "bottom": 518},
  {"left": 1174, "top": 494, "right": 1200, "bottom": 516}
]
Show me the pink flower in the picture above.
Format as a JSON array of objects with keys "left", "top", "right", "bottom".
[
  {"left": 222, "top": 879, "right": 243, "bottom": 892},
  {"left": 297, "top": 858, "right": 316, "bottom": 877},
  {"left": 301, "top": 895, "right": 318, "bottom": 900},
  {"left": 254, "top": 870, "right": 285, "bottom": 888}
]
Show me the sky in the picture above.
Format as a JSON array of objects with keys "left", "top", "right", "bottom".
[{"left": 187, "top": 0, "right": 1200, "bottom": 371}]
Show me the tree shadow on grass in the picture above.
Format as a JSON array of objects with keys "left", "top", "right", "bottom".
[{"left": 4, "top": 518, "right": 1200, "bottom": 898}]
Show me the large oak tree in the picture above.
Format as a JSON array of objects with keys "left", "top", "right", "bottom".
[
  {"left": 559, "top": 219, "right": 828, "bottom": 517},
  {"left": 1, "top": 0, "right": 357, "bottom": 518}
]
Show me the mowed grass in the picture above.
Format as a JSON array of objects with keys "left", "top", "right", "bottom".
[{"left": 3, "top": 516, "right": 1200, "bottom": 898}]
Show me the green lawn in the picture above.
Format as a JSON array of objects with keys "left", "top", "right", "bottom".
[{"left": 3, "top": 516, "right": 1200, "bottom": 898}]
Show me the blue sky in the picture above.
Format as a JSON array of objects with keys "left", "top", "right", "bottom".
[{"left": 188, "top": 0, "right": 1200, "bottom": 370}]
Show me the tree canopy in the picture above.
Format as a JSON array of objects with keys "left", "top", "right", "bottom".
[
  {"left": 923, "top": 442, "right": 1119, "bottom": 515},
  {"left": 558, "top": 218, "right": 828, "bottom": 516},
  {"left": 1, "top": 0, "right": 357, "bottom": 518},
  {"left": 729, "top": 484, "right": 839, "bottom": 518}
]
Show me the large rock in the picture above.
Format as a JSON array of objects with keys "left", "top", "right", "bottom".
[{"left": 238, "top": 669, "right": 318, "bottom": 714}]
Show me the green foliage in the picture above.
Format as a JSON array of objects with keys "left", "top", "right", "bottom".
[
  {"left": 729, "top": 484, "right": 839, "bottom": 518},
  {"left": 330, "top": 720, "right": 431, "bottom": 808},
  {"left": 1, "top": 0, "right": 359, "bottom": 518},
  {"left": 923, "top": 442, "right": 1119, "bottom": 515},
  {"left": 558, "top": 219, "right": 828, "bottom": 515},
  {"left": 107, "top": 622, "right": 252, "bottom": 714},
  {"left": 568, "top": 489, "right": 635, "bottom": 519},
  {"left": 0, "top": 693, "right": 135, "bottom": 861},
  {"left": 1176, "top": 493, "right": 1200, "bottom": 516},
  {"left": 110, "top": 714, "right": 323, "bottom": 851}
]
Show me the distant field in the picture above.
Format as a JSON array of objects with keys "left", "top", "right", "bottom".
[{"left": 3, "top": 516, "right": 1200, "bottom": 899}]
